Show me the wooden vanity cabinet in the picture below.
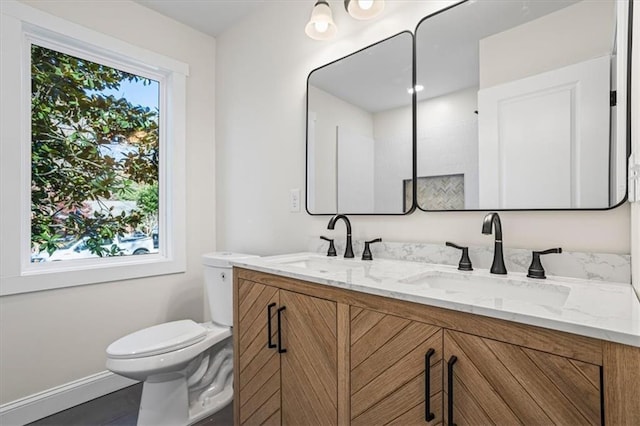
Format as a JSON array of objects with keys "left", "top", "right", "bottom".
[
  {"left": 234, "top": 268, "right": 639, "bottom": 426},
  {"left": 235, "top": 277, "right": 339, "bottom": 425}
]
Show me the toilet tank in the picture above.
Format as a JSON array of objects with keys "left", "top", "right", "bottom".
[{"left": 202, "top": 252, "right": 258, "bottom": 327}]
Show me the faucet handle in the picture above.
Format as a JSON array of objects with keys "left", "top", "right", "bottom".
[
  {"left": 362, "top": 238, "right": 382, "bottom": 261},
  {"left": 320, "top": 236, "right": 337, "bottom": 257},
  {"left": 445, "top": 241, "right": 473, "bottom": 271},
  {"left": 527, "top": 248, "right": 562, "bottom": 279}
]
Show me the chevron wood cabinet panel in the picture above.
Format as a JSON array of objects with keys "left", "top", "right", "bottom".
[
  {"left": 234, "top": 277, "right": 342, "bottom": 425},
  {"left": 444, "top": 329, "right": 601, "bottom": 425},
  {"left": 234, "top": 268, "right": 639, "bottom": 426},
  {"left": 280, "top": 290, "right": 337, "bottom": 425},
  {"left": 350, "top": 307, "right": 443, "bottom": 425},
  {"left": 236, "top": 279, "right": 281, "bottom": 425}
]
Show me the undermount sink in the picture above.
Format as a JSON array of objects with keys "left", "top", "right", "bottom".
[
  {"left": 400, "top": 271, "right": 571, "bottom": 307},
  {"left": 266, "top": 254, "right": 362, "bottom": 274},
  {"left": 261, "top": 254, "right": 572, "bottom": 308}
]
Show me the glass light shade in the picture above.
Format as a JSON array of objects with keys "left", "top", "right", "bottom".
[
  {"left": 344, "top": 0, "right": 384, "bottom": 20},
  {"left": 305, "top": 1, "right": 338, "bottom": 40}
]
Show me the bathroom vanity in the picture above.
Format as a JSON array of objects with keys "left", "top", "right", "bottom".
[{"left": 231, "top": 254, "right": 640, "bottom": 426}]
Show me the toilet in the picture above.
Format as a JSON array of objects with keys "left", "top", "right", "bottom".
[{"left": 106, "top": 252, "right": 257, "bottom": 426}]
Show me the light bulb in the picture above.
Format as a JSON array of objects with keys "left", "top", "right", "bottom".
[
  {"left": 306, "top": 0, "right": 337, "bottom": 40},
  {"left": 358, "top": 0, "right": 374, "bottom": 10},
  {"left": 345, "top": 0, "right": 384, "bottom": 20},
  {"left": 314, "top": 21, "right": 329, "bottom": 33},
  {"left": 407, "top": 85, "right": 424, "bottom": 94}
]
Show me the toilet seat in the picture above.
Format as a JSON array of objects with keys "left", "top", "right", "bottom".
[
  {"left": 106, "top": 322, "right": 231, "bottom": 382},
  {"left": 107, "top": 320, "right": 207, "bottom": 359}
]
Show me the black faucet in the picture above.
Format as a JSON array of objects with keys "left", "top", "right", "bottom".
[
  {"left": 482, "top": 212, "right": 507, "bottom": 274},
  {"left": 327, "top": 214, "right": 354, "bottom": 258}
]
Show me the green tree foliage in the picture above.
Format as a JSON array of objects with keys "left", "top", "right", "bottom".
[
  {"left": 121, "top": 183, "right": 159, "bottom": 234},
  {"left": 137, "top": 183, "right": 159, "bottom": 215},
  {"left": 31, "top": 45, "right": 158, "bottom": 256}
]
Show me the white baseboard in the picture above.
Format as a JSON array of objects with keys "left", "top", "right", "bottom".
[{"left": 0, "top": 371, "right": 138, "bottom": 426}]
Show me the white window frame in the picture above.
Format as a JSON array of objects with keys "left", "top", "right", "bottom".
[{"left": 0, "top": 1, "right": 188, "bottom": 296}]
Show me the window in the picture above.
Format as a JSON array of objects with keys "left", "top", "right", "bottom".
[
  {"left": 30, "top": 44, "right": 161, "bottom": 263},
  {"left": 0, "top": 1, "right": 188, "bottom": 295}
]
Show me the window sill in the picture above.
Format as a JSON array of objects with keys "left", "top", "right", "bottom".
[{"left": 1, "top": 254, "right": 186, "bottom": 296}]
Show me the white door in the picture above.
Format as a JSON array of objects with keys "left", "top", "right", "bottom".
[{"left": 478, "top": 55, "right": 610, "bottom": 209}]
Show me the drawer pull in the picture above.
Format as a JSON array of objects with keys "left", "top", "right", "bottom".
[
  {"left": 267, "top": 303, "right": 277, "bottom": 349},
  {"left": 447, "top": 355, "right": 458, "bottom": 426},
  {"left": 425, "top": 348, "right": 436, "bottom": 422},
  {"left": 277, "top": 306, "right": 287, "bottom": 353}
]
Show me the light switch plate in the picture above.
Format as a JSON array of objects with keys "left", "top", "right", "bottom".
[{"left": 290, "top": 189, "right": 301, "bottom": 212}]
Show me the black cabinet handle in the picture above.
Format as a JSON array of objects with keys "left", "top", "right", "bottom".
[
  {"left": 277, "top": 306, "right": 287, "bottom": 353},
  {"left": 267, "top": 303, "right": 276, "bottom": 349},
  {"left": 425, "top": 348, "right": 436, "bottom": 422},
  {"left": 447, "top": 356, "right": 458, "bottom": 426}
]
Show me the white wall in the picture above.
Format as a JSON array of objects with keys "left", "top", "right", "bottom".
[
  {"left": 0, "top": 0, "right": 216, "bottom": 404},
  {"left": 416, "top": 87, "right": 479, "bottom": 208},
  {"left": 371, "top": 87, "right": 477, "bottom": 211},
  {"left": 373, "top": 104, "right": 413, "bottom": 212},
  {"left": 479, "top": 0, "right": 614, "bottom": 89},
  {"left": 308, "top": 85, "right": 373, "bottom": 212},
  {"left": 310, "top": 85, "right": 412, "bottom": 214},
  {"left": 216, "top": 0, "right": 630, "bottom": 258},
  {"left": 337, "top": 127, "right": 375, "bottom": 212}
]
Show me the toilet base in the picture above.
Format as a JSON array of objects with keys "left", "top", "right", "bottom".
[
  {"left": 138, "top": 376, "right": 189, "bottom": 426},
  {"left": 137, "top": 377, "right": 233, "bottom": 426},
  {"left": 136, "top": 338, "right": 233, "bottom": 426},
  {"left": 137, "top": 376, "right": 232, "bottom": 426}
]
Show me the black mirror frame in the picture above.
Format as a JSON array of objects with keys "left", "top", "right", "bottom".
[
  {"left": 304, "top": 0, "right": 632, "bottom": 215},
  {"left": 305, "top": 30, "right": 417, "bottom": 216},
  {"left": 413, "top": 0, "right": 633, "bottom": 212}
]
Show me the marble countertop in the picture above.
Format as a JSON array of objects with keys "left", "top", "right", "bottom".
[{"left": 232, "top": 253, "right": 640, "bottom": 348}]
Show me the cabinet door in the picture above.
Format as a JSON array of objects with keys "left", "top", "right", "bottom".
[
  {"left": 444, "top": 330, "right": 601, "bottom": 425},
  {"left": 350, "top": 307, "right": 443, "bottom": 425},
  {"left": 237, "top": 279, "right": 281, "bottom": 425},
  {"left": 280, "top": 290, "right": 338, "bottom": 425}
]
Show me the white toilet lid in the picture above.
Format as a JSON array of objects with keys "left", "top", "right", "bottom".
[{"left": 106, "top": 320, "right": 207, "bottom": 359}]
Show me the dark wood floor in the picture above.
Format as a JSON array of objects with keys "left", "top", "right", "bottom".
[{"left": 28, "top": 383, "right": 233, "bottom": 426}]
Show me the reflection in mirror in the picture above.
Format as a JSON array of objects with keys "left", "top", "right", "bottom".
[
  {"left": 415, "top": 0, "right": 630, "bottom": 210},
  {"left": 306, "top": 32, "right": 414, "bottom": 215}
]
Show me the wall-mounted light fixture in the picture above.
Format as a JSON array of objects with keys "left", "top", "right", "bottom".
[
  {"left": 344, "top": 0, "right": 385, "bottom": 20},
  {"left": 305, "top": 1, "right": 338, "bottom": 40},
  {"left": 305, "top": 0, "right": 385, "bottom": 40}
]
